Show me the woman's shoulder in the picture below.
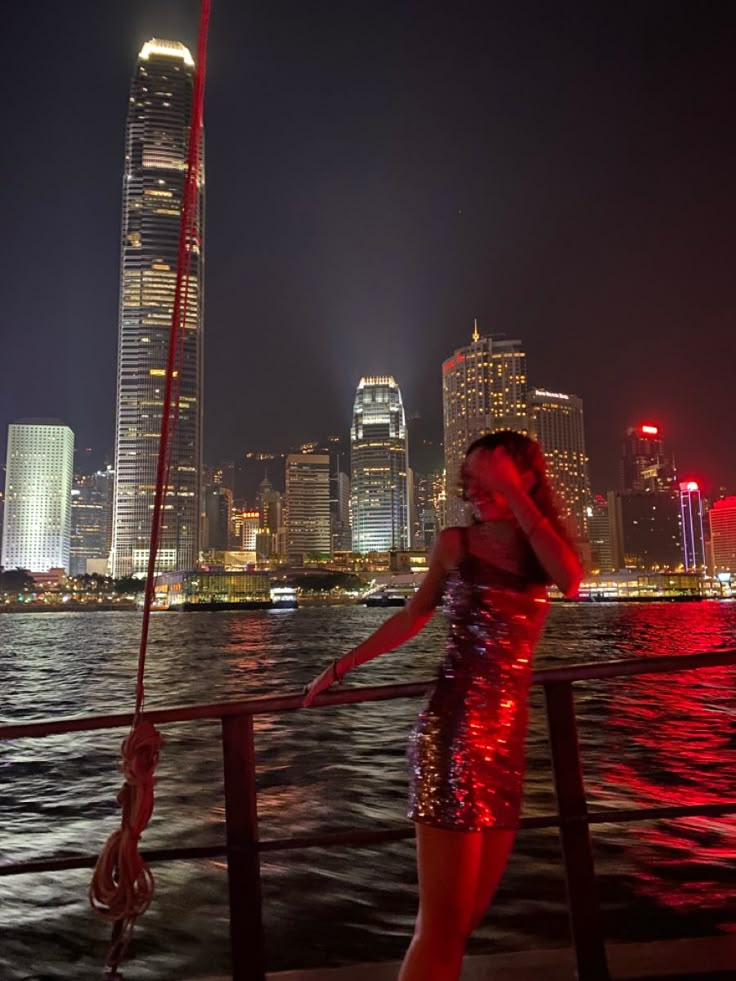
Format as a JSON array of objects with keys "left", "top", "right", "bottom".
[{"left": 434, "top": 526, "right": 467, "bottom": 571}]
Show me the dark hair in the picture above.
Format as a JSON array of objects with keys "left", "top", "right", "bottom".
[{"left": 461, "top": 430, "right": 572, "bottom": 546}]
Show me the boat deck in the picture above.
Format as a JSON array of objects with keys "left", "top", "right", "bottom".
[{"left": 199, "top": 935, "right": 736, "bottom": 980}]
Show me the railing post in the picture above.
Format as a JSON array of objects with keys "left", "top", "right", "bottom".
[
  {"left": 222, "top": 714, "right": 265, "bottom": 981},
  {"left": 544, "top": 682, "right": 610, "bottom": 981}
]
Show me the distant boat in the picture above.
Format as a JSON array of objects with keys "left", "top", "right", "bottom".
[
  {"left": 270, "top": 586, "right": 298, "bottom": 609},
  {"left": 364, "top": 589, "right": 407, "bottom": 608}
]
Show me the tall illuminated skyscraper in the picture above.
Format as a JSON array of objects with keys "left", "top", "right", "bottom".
[
  {"left": 351, "top": 376, "right": 410, "bottom": 552},
  {"left": 528, "top": 388, "right": 591, "bottom": 540},
  {"left": 442, "top": 323, "right": 527, "bottom": 526},
  {"left": 110, "top": 39, "right": 204, "bottom": 577},
  {"left": 679, "top": 481, "right": 706, "bottom": 572},
  {"left": 1, "top": 421, "right": 74, "bottom": 573}
]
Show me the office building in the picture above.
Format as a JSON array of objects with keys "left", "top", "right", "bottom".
[
  {"left": 285, "top": 454, "right": 331, "bottom": 563},
  {"left": 332, "top": 470, "right": 352, "bottom": 552},
  {"left": 528, "top": 388, "right": 590, "bottom": 540},
  {"left": 709, "top": 496, "right": 736, "bottom": 574},
  {"left": 1, "top": 421, "right": 74, "bottom": 573},
  {"left": 70, "top": 468, "right": 114, "bottom": 576},
  {"left": 442, "top": 323, "right": 527, "bottom": 525},
  {"left": 587, "top": 494, "right": 614, "bottom": 573},
  {"left": 608, "top": 490, "right": 682, "bottom": 571},
  {"left": 204, "top": 485, "right": 232, "bottom": 551}
]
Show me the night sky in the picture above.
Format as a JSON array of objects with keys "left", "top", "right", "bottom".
[{"left": 2, "top": 1, "right": 735, "bottom": 494}]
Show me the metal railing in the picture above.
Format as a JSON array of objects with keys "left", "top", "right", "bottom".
[{"left": 2, "top": 647, "right": 736, "bottom": 981}]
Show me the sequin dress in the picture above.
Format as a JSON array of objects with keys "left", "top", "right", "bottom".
[{"left": 408, "top": 528, "right": 549, "bottom": 831}]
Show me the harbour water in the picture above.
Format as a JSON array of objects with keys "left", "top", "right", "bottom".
[{"left": 2, "top": 601, "right": 736, "bottom": 979}]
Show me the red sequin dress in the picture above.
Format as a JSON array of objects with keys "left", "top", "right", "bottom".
[{"left": 408, "top": 528, "right": 549, "bottom": 831}]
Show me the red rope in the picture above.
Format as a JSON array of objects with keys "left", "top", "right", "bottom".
[
  {"left": 90, "top": 5, "right": 212, "bottom": 977},
  {"left": 137, "top": 3, "right": 211, "bottom": 719}
]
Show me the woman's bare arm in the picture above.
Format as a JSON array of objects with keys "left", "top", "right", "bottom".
[
  {"left": 302, "top": 528, "right": 461, "bottom": 705},
  {"left": 504, "top": 484, "right": 583, "bottom": 597}
]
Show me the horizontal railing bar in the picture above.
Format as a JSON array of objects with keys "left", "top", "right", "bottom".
[
  {"left": 534, "top": 648, "right": 736, "bottom": 684},
  {"left": 0, "top": 844, "right": 225, "bottom": 877},
  {"left": 4, "top": 800, "right": 736, "bottom": 878},
  {"left": 0, "top": 683, "right": 433, "bottom": 740},
  {"left": 1, "top": 647, "right": 734, "bottom": 742},
  {"left": 583, "top": 801, "right": 736, "bottom": 824}
]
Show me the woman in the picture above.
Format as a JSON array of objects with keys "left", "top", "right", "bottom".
[{"left": 303, "top": 431, "right": 582, "bottom": 981}]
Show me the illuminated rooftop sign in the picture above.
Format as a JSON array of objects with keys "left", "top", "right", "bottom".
[{"left": 533, "top": 389, "right": 569, "bottom": 400}]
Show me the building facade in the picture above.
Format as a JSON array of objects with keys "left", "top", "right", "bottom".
[
  {"left": 411, "top": 471, "right": 444, "bottom": 549},
  {"left": 285, "top": 454, "right": 331, "bottom": 563},
  {"left": 1, "top": 422, "right": 74, "bottom": 573},
  {"left": 528, "top": 388, "right": 590, "bottom": 541},
  {"left": 587, "top": 494, "right": 614, "bottom": 573},
  {"left": 256, "top": 474, "right": 284, "bottom": 560},
  {"left": 204, "top": 485, "right": 232, "bottom": 551},
  {"left": 110, "top": 39, "right": 204, "bottom": 577},
  {"left": 608, "top": 489, "right": 682, "bottom": 571},
  {"left": 70, "top": 468, "right": 114, "bottom": 576},
  {"left": 709, "top": 496, "right": 736, "bottom": 574},
  {"left": 332, "top": 470, "right": 352, "bottom": 553},
  {"left": 350, "top": 376, "right": 410, "bottom": 552},
  {"left": 442, "top": 324, "right": 527, "bottom": 526}
]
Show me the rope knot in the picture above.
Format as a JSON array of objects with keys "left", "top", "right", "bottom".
[{"left": 90, "top": 719, "right": 164, "bottom": 974}]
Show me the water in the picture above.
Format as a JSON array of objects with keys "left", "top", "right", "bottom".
[{"left": 1, "top": 602, "right": 736, "bottom": 979}]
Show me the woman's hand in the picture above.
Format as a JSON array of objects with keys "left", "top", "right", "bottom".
[
  {"left": 302, "top": 659, "right": 341, "bottom": 708},
  {"left": 477, "top": 447, "right": 524, "bottom": 497}
]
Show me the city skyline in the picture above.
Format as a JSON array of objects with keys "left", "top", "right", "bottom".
[{"left": 2, "top": 5, "right": 736, "bottom": 497}]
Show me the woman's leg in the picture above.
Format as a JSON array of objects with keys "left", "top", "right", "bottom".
[
  {"left": 398, "top": 823, "right": 484, "bottom": 981},
  {"left": 468, "top": 828, "right": 516, "bottom": 933}
]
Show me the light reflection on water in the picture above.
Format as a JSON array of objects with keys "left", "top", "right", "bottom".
[{"left": 1, "top": 602, "right": 735, "bottom": 979}]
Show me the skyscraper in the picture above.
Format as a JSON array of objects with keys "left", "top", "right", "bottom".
[
  {"left": 587, "top": 495, "right": 614, "bottom": 573},
  {"left": 70, "top": 468, "right": 114, "bottom": 576},
  {"left": 621, "top": 424, "right": 675, "bottom": 493},
  {"left": 528, "top": 388, "right": 591, "bottom": 540},
  {"left": 332, "top": 471, "right": 352, "bottom": 552},
  {"left": 256, "top": 475, "right": 284, "bottom": 561},
  {"left": 285, "top": 455, "right": 331, "bottom": 564},
  {"left": 203, "top": 484, "right": 232, "bottom": 551},
  {"left": 350, "top": 376, "right": 410, "bottom": 552},
  {"left": 442, "top": 324, "right": 527, "bottom": 526},
  {"left": 110, "top": 39, "right": 204, "bottom": 577},
  {"left": 679, "top": 481, "right": 706, "bottom": 572},
  {"left": 1, "top": 421, "right": 74, "bottom": 573}
]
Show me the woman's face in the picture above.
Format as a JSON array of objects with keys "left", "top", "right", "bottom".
[{"left": 462, "top": 448, "right": 515, "bottom": 521}]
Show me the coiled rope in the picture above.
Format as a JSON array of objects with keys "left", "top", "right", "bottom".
[{"left": 88, "top": 3, "right": 212, "bottom": 976}]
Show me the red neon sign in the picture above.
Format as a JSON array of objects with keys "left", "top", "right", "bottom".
[
  {"left": 442, "top": 352, "right": 466, "bottom": 372},
  {"left": 640, "top": 424, "right": 659, "bottom": 436}
]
